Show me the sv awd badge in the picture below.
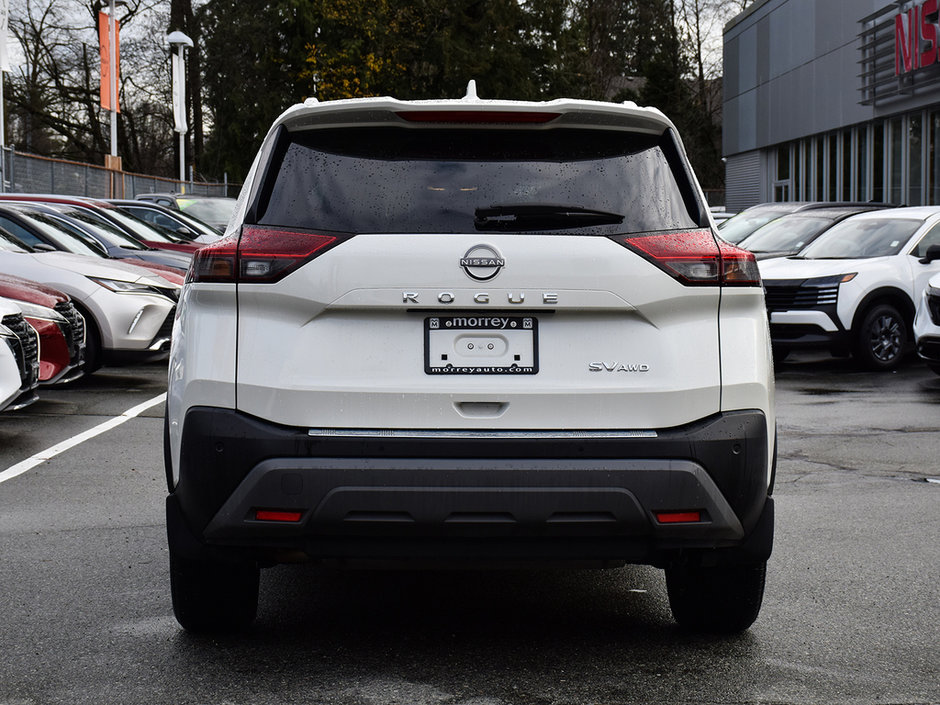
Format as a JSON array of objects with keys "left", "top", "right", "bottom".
[{"left": 589, "top": 362, "right": 651, "bottom": 372}]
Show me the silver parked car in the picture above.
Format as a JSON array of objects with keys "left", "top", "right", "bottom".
[{"left": 0, "top": 229, "right": 179, "bottom": 371}]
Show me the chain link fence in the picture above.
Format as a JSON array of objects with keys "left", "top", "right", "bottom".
[{"left": 0, "top": 148, "right": 239, "bottom": 199}]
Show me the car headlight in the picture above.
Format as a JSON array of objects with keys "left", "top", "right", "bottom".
[
  {"left": 802, "top": 273, "right": 857, "bottom": 287},
  {"left": 11, "top": 301, "right": 67, "bottom": 323},
  {"left": 87, "top": 276, "right": 174, "bottom": 300}
]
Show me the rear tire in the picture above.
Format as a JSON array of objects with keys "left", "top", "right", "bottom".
[
  {"left": 665, "top": 562, "right": 766, "bottom": 633},
  {"left": 170, "top": 551, "right": 259, "bottom": 633},
  {"left": 854, "top": 304, "right": 907, "bottom": 371}
]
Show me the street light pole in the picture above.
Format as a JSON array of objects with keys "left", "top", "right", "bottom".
[
  {"left": 168, "top": 31, "right": 194, "bottom": 190},
  {"left": 109, "top": 0, "right": 117, "bottom": 160},
  {"left": 1, "top": 0, "right": 8, "bottom": 192}
]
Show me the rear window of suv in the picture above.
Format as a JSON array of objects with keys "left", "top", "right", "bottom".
[{"left": 255, "top": 126, "right": 700, "bottom": 235}]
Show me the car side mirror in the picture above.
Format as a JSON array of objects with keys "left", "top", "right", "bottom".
[
  {"left": 32, "top": 243, "right": 57, "bottom": 252},
  {"left": 920, "top": 243, "right": 940, "bottom": 264}
]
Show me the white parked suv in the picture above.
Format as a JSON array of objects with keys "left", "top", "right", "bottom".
[
  {"left": 914, "top": 271, "right": 940, "bottom": 374},
  {"left": 165, "top": 88, "right": 777, "bottom": 634},
  {"left": 759, "top": 206, "right": 940, "bottom": 369}
]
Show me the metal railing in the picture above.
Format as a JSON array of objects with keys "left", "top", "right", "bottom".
[{"left": 0, "top": 148, "right": 239, "bottom": 199}]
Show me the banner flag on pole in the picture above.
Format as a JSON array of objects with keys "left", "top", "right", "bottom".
[
  {"left": 0, "top": 0, "right": 10, "bottom": 72},
  {"left": 98, "top": 11, "right": 120, "bottom": 113},
  {"left": 171, "top": 50, "right": 187, "bottom": 133}
]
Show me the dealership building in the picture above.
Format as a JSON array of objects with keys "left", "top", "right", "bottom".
[{"left": 723, "top": 0, "right": 940, "bottom": 210}]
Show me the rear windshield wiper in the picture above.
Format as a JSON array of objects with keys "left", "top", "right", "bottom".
[{"left": 474, "top": 204, "right": 624, "bottom": 231}]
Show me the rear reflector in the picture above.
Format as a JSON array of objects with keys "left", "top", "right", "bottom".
[
  {"left": 188, "top": 226, "right": 344, "bottom": 284},
  {"left": 255, "top": 509, "right": 303, "bottom": 523},
  {"left": 655, "top": 511, "right": 703, "bottom": 524},
  {"left": 397, "top": 110, "right": 560, "bottom": 124},
  {"left": 611, "top": 229, "right": 761, "bottom": 287}
]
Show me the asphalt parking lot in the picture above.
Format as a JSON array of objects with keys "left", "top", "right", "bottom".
[{"left": 0, "top": 354, "right": 937, "bottom": 705}]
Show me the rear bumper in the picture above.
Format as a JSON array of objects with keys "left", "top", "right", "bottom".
[{"left": 168, "top": 407, "right": 774, "bottom": 567}]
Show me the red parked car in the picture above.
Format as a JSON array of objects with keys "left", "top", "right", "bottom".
[{"left": 0, "top": 274, "right": 86, "bottom": 384}]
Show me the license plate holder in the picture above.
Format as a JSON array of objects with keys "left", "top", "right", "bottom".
[{"left": 424, "top": 315, "right": 538, "bottom": 375}]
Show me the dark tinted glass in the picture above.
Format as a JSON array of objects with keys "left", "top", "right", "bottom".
[
  {"left": 14, "top": 210, "right": 106, "bottom": 257},
  {"left": 257, "top": 127, "right": 697, "bottom": 234},
  {"left": 55, "top": 208, "right": 147, "bottom": 250}
]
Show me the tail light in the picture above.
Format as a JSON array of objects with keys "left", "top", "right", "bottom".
[
  {"left": 610, "top": 229, "right": 761, "bottom": 287},
  {"left": 188, "top": 226, "right": 346, "bottom": 284}
]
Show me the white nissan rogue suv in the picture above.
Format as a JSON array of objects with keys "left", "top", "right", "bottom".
[{"left": 165, "top": 87, "right": 776, "bottom": 634}]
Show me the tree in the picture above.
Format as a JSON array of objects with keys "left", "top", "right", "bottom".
[
  {"left": 556, "top": 0, "right": 638, "bottom": 100},
  {"left": 674, "top": 0, "right": 752, "bottom": 188},
  {"left": 198, "top": 0, "right": 320, "bottom": 181},
  {"left": 7, "top": 0, "right": 106, "bottom": 158},
  {"left": 302, "top": 0, "right": 564, "bottom": 103},
  {"left": 300, "top": 0, "right": 412, "bottom": 101},
  {"left": 421, "top": 0, "right": 544, "bottom": 100}
]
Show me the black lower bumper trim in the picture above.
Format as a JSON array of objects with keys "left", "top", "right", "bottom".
[
  {"left": 917, "top": 336, "right": 940, "bottom": 363},
  {"left": 169, "top": 407, "right": 773, "bottom": 565}
]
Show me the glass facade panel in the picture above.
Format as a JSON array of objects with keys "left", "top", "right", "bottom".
[
  {"left": 752, "top": 117, "right": 940, "bottom": 208},
  {"left": 873, "top": 122, "right": 884, "bottom": 202},
  {"left": 815, "top": 137, "right": 825, "bottom": 200},
  {"left": 776, "top": 145, "right": 790, "bottom": 181},
  {"left": 930, "top": 112, "right": 940, "bottom": 205},
  {"left": 828, "top": 134, "right": 837, "bottom": 200},
  {"left": 890, "top": 118, "right": 903, "bottom": 204},
  {"left": 794, "top": 141, "right": 802, "bottom": 200},
  {"left": 858, "top": 127, "right": 868, "bottom": 201},
  {"left": 910, "top": 115, "right": 923, "bottom": 206},
  {"left": 842, "top": 131, "right": 852, "bottom": 200}
]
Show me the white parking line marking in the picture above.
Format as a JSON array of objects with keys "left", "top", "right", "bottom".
[{"left": 0, "top": 392, "right": 166, "bottom": 485}]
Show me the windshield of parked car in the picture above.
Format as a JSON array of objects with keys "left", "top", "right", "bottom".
[
  {"left": 257, "top": 126, "right": 699, "bottom": 234},
  {"left": 0, "top": 228, "right": 30, "bottom": 252},
  {"left": 798, "top": 217, "right": 922, "bottom": 259},
  {"left": 738, "top": 216, "right": 831, "bottom": 253},
  {"left": 52, "top": 207, "right": 148, "bottom": 250},
  {"left": 0, "top": 210, "right": 106, "bottom": 258},
  {"left": 176, "top": 197, "right": 234, "bottom": 227},
  {"left": 717, "top": 208, "right": 790, "bottom": 244},
  {"left": 122, "top": 205, "right": 221, "bottom": 240},
  {"left": 103, "top": 207, "right": 181, "bottom": 244}
]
